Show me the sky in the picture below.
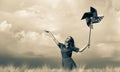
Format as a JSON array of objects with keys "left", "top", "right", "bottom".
[{"left": 0, "top": 0, "right": 120, "bottom": 68}]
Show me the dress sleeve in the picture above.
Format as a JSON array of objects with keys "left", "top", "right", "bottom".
[
  {"left": 72, "top": 47, "right": 79, "bottom": 52},
  {"left": 57, "top": 43, "right": 65, "bottom": 49}
]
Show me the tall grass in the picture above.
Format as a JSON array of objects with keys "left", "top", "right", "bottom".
[{"left": 0, "top": 65, "right": 120, "bottom": 72}]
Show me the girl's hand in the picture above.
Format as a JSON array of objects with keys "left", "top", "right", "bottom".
[
  {"left": 44, "top": 30, "right": 50, "bottom": 33},
  {"left": 88, "top": 44, "right": 90, "bottom": 48}
]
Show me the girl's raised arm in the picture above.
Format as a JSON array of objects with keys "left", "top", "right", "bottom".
[{"left": 44, "top": 30, "right": 59, "bottom": 45}]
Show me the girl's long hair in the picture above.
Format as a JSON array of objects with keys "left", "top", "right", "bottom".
[{"left": 67, "top": 36, "right": 75, "bottom": 47}]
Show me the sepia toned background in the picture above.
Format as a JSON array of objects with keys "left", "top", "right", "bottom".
[{"left": 0, "top": 0, "right": 120, "bottom": 68}]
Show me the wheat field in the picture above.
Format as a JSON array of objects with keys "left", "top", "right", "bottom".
[{"left": 0, "top": 65, "right": 120, "bottom": 72}]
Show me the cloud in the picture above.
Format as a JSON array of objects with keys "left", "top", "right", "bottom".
[
  {"left": 15, "top": 31, "right": 40, "bottom": 41},
  {"left": 0, "top": 54, "right": 60, "bottom": 68},
  {"left": 0, "top": 20, "right": 12, "bottom": 31},
  {"left": 0, "top": 1, "right": 62, "bottom": 57},
  {"left": 94, "top": 42, "right": 120, "bottom": 58},
  {"left": 15, "top": 10, "right": 33, "bottom": 17}
]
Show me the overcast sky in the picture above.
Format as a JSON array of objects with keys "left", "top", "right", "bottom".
[{"left": 0, "top": 0, "right": 120, "bottom": 68}]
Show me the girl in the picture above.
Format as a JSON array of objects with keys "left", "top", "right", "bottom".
[{"left": 45, "top": 30, "right": 89, "bottom": 70}]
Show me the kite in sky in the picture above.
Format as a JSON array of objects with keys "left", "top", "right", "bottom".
[
  {"left": 81, "top": 7, "right": 104, "bottom": 48},
  {"left": 81, "top": 7, "right": 104, "bottom": 27}
]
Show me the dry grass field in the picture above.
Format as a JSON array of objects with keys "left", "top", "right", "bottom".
[{"left": 0, "top": 65, "right": 120, "bottom": 72}]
